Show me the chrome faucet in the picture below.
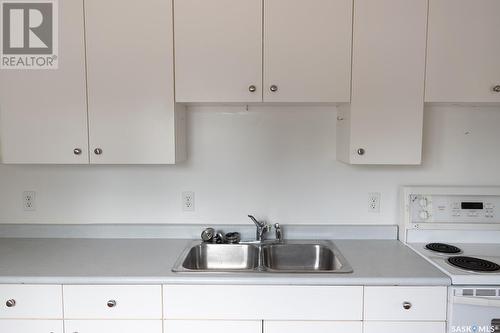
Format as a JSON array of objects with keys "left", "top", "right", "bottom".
[{"left": 248, "top": 215, "right": 270, "bottom": 241}]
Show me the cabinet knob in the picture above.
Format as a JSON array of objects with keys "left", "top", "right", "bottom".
[
  {"left": 493, "top": 85, "right": 500, "bottom": 93},
  {"left": 5, "top": 299, "right": 16, "bottom": 307},
  {"left": 403, "top": 301, "right": 412, "bottom": 310},
  {"left": 73, "top": 148, "right": 82, "bottom": 155},
  {"left": 248, "top": 85, "right": 257, "bottom": 93},
  {"left": 336, "top": 116, "right": 344, "bottom": 121},
  {"left": 357, "top": 148, "right": 366, "bottom": 156},
  {"left": 107, "top": 300, "right": 117, "bottom": 308},
  {"left": 270, "top": 85, "right": 278, "bottom": 93},
  {"left": 94, "top": 148, "right": 103, "bottom": 155}
]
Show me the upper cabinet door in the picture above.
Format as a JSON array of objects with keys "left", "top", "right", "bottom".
[
  {"left": 425, "top": 0, "right": 500, "bottom": 103},
  {"left": 0, "top": 0, "right": 88, "bottom": 164},
  {"left": 263, "top": 0, "right": 352, "bottom": 103},
  {"left": 174, "top": 0, "right": 263, "bottom": 103},
  {"left": 85, "top": 0, "right": 183, "bottom": 164},
  {"left": 336, "top": 0, "right": 427, "bottom": 165}
]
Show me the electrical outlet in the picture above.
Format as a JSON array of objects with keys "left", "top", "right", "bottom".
[
  {"left": 182, "top": 191, "right": 195, "bottom": 212},
  {"left": 23, "top": 191, "right": 36, "bottom": 211},
  {"left": 368, "top": 192, "right": 381, "bottom": 213}
]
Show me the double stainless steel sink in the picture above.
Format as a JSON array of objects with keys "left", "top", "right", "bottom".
[{"left": 172, "top": 240, "right": 353, "bottom": 273}]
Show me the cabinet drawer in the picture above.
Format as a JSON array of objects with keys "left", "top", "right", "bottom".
[
  {"left": 63, "top": 285, "right": 162, "bottom": 319},
  {"left": 264, "top": 321, "right": 362, "bottom": 333},
  {"left": 364, "top": 286, "right": 447, "bottom": 321},
  {"left": 0, "top": 320, "right": 63, "bottom": 333},
  {"left": 364, "top": 321, "right": 446, "bottom": 333},
  {"left": 65, "top": 320, "right": 162, "bottom": 333},
  {"left": 165, "top": 320, "right": 261, "bottom": 333},
  {"left": 164, "top": 285, "right": 363, "bottom": 320},
  {"left": 0, "top": 285, "right": 62, "bottom": 319}
]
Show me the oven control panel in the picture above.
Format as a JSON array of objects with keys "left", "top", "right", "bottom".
[{"left": 409, "top": 194, "right": 500, "bottom": 223}]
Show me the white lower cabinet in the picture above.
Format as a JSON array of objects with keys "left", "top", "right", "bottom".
[
  {"left": 163, "top": 285, "right": 363, "bottom": 320},
  {"left": 0, "top": 320, "right": 63, "bottom": 333},
  {"left": 363, "top": 287, "right": 447, "bottom": 333},
  {"left": 364, "top": 286, "right": 447, "bottom": 321},
  {"left": 364, "top": 322, "right": 446, "bottom": 333},
  {"left": 64, "top": 320, "right": 162, "bottom": 333},
  {"left": 164, "top": 320, "right": 261, "bottom": 333},
  {"left": 63, "top": 285, "right": 162, "bottom": 320},
  {"left": 0, "top": 284, "right": 447, "bottom": 333},
  {"left": 264, "top": 321, "right": 362, "bottom": 333},
  {"left": 0, "top": 285, "right": 63, "bottom": 319}
]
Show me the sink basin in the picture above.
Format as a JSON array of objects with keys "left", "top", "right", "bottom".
[
  {"left": 173, "top": 243, "right": 259, "bottom": 272},
  {"left": 261, "top": 242, "right": 352, "bottom": 273},
  {"left": 172, "top": 240, "right": 353, "bottom": 273}
]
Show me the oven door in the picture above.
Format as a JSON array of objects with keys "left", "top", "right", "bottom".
[{"left": 450, "top": 292, "right": 500, "bottom": 333}]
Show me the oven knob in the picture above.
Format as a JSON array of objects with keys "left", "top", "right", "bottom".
[
  {"left": 419, "top": 198, "right": 428, "bottom": 207},
  {"left": 419, "top": 211, "right": 429, "bottom": 220}
]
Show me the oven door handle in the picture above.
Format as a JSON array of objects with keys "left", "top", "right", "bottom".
[{"left": 454, "top": 296, "right": 500, "bottom": 308}]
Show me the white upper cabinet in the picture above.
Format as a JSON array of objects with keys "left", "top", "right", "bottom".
[
  {"left": 336, "top": 0, "right": 428, "bottom": 165},
  {"left": 85, "top": 0, "right": 185, "bottom": 164},
  {"left": 1, "top": 0, "right": 184, "bottom": 165},
  {"left": 263, "top": 0, "right": 352, "bottom": 103},
  {"left": 425, "top": 0, "right": 500, "bottom": 103},
  {"left": 0, "top": 0, "right": 88, "bottom": 164},
  {"left": 174, "top": 0, "right": 263, "bottom": 103},
  {"left": 174, "top": 0, "right": 351, "bottom": 104}
]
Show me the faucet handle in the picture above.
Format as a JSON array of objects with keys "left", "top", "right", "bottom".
[{"left": 274, "top": 223, "right": 283, "bottom": 242}]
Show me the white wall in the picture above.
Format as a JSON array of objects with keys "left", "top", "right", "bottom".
[{"left": 0, "top": 104, "right": 499, "bottom": 225}]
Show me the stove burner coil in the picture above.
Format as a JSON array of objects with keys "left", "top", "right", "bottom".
[
  {"left": 425, "top": 243, "right": 462, "bottom": 254},
  {"left": 448, "top": 256, "right": 500, "bottom": 272}
]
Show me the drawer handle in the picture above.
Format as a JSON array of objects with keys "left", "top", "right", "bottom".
[
  {"left": 5, "top": 299, "right": 16, "bottom": 307},
  {"left": 403, "top": 301, "right": 412, "bottom": 310},
  {"left": 107, "top": 300, "right": 117, "bottom": 308}
]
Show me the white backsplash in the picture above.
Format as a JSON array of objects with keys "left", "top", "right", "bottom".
[{"left": 0, "top": 104, "right": 499, "bottom": 225}]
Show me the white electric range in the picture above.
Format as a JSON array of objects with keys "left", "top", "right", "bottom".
[{"left": 401, "top": 186, "right": 500, "bottom": 333}]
